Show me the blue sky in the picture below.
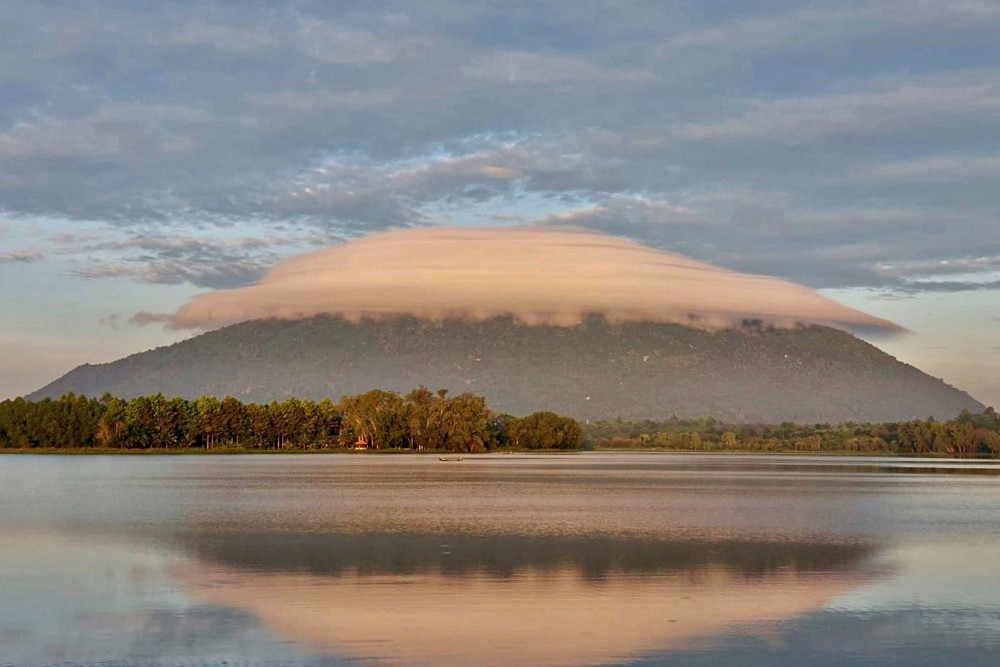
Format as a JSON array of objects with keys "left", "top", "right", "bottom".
[{"left": 1, "top": 0, "right": 998, "bottom": 407}]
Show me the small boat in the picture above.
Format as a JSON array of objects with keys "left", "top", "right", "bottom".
[{"left": 438, "top": 457, "right": 464, "bottom": 462}]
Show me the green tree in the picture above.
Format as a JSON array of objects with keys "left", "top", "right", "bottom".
[{"left": 337, "top": 390, "right": 407, "bottom": 449}]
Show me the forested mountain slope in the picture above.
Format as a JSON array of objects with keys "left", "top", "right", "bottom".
[{"left": 30, "top": 316, "right": 983, "bottom": 423}]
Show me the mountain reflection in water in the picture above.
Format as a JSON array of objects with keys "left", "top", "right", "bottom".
[
  {"left": 179, "top": 532, "right": 871, "bottom": 667},
  {"left": 3, "top": 453, "right": 999, "bottom": 666},
  {"left": 178, "top": 531, "right": 872, "bottom": 579}
]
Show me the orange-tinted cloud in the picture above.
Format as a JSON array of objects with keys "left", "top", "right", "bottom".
[{"left": 162, "top": 226, "right": 901, "bottom": 332}]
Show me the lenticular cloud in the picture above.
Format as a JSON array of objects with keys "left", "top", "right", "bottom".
[{"left": 161, "top": 226, "right": 900, "bottom": 333}]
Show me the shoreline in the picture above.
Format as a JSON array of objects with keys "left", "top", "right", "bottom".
[{"left": 1, "top": 447, "right": 994, "bottom": 460}]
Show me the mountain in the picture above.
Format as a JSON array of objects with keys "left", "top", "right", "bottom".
[{"left": 29, "top": 315, "right": 983, "bottom": 423}]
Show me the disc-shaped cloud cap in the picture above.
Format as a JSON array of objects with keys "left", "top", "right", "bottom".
[{"left": 165, "top": 226, "right": 901, "bottom": 333}]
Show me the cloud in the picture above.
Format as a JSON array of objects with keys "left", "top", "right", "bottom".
[
  {"left": 0, "top": 104, "right": 210, "bottom": 159},
  {"left": 0, "top": 250, "right": 42, "bottom": 264},
  {"left": 871, "top": 256, "right": 1000, "bottom": 278},
  {"left": 536, "top": 193, "right": 1000, "bottom": 292},
  {"left": 76, "top": 260, "right": 266, "bottom": 289},
  {"left": 850, "top": 155, "right": 1000, "bottom": 182},
  {"left": 663, "top": 6, "right": 876, "bottom": 54},
  {"left": 272, "top": 137, "right": 584, "bottom": 226},
  {"left": 73, "top": 233, "right": 332, "bottom": 288},
  {"left": 461, "top": 51, "right": 655, "bottom": 85},
  {"left": 479, "top": 166, "right": 523, "bottom": 179},
  {"left": 895, "top": 279, "right": 1000, "bottom": 293},
  {"left": 294, "top": 18, "right": 430, "bottom": 65},
  {"left": 672, "top": 71, "right": 1000, "bottom": 145},
  {"left": 0, "top": 1, "right": 998, "bottom": 300},
  {"left": 158, "top": 227, "right": 901, "bottom": 334},
  {"left": 249, "top": 86, "right": 438, "bottom": 113},
  {"left": 32, "top": 5, "right": 432, "bottom": 65},
  {"left": 129, "top": 311, "right": 173, "bottom": 326},
  {"left": 662, "top": 1, "right": 1000, "bottom": 56}
]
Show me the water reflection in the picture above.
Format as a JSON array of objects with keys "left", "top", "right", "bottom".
[
  {"left": 0, "top": 531, "right": 342, "bottom": 666},
  {"left": 624, "top": 540, "right": 1000, "bottom": 667},
  {"left": 177, "top": 532, "right": 873, "bottom": 579},
  {"left": 180, "top": 533, "right": 869, "bottom": 667},
  {"left": 0, "top": 528, "right": 876, "bottom": 667},
  {"left": 2, "top": 453, "right": 999, "bottom": 666}
]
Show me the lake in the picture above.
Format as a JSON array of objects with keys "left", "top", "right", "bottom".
[{"left": 1, "top": 452, "right": 999, "bottom": 666}]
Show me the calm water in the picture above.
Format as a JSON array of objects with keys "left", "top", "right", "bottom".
[{"left": 1, "top": 453, "right": 999, "bottom": 666}]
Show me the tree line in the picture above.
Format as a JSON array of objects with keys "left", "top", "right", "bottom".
[
  {"left": 5, "top": 391, "right": 996, "bottom": 457},
  {"left": 0, "top": 388, "right": 583, "bottom": 452},
  {"left": 586, "top": 407, "right": 1000, "bottom": 457}
]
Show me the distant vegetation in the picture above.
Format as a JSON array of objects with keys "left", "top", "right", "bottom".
[
  {"left": 585, "top": 408, "right": 1000, "bottom": 457},
  {"left": 0, "top": 389, "right": 582, "bottom": 452}
]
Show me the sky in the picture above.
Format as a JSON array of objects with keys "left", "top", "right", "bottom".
[{"left": 0, "top": 0, "right": 998, "bottom": 407}]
